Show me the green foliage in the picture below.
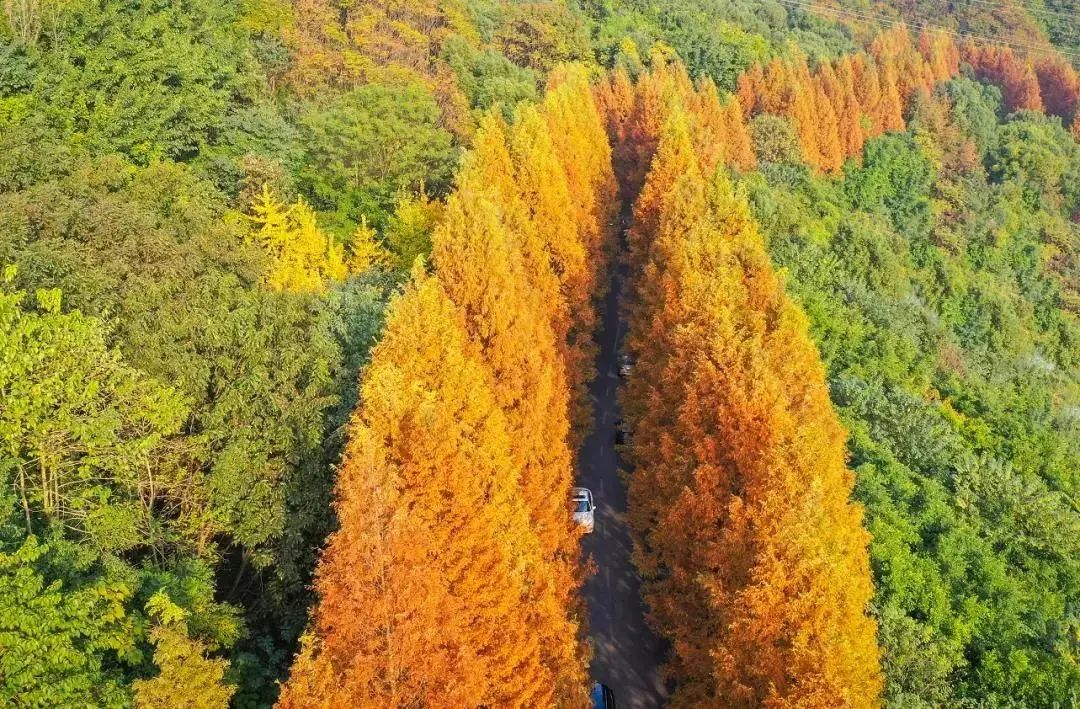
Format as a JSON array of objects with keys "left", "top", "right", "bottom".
[
  {"left": 989, "top": 112, "right": 1080, "bottom": 211},
  {"left": 443, "top": 35, "right": 538, "bottom": 112},
  {"left": 0, "top": 534, "right": 134, "bottom": 707},
  {"left": 941, "top": 77, "right": 1002, "bottom": 151},
  {"left": 655, "top": 10, "right": 768, "bottom": 91},
  {"left": 495, "top": 1, "right": 592, "bottom": 73},
  {"left": 297, "top": 83, "right": 458, "bottom": 231},
  {"left": 0, "top": 274, "right": 186, "bottom": 552},
  {"left": 846, "top": 134, "right": 934, "bottom": 240},
  {"left": 581, "top": 0, "right": 857, "bottom": 85},
  {"left": 747, "top": 98, "right": 1080, "bottom": 705},
  {"left": 133, "top": 592, "right": 236, "bottom": 709},
  {"left": 750, "top": 113, "right": 806, "bottom": 166},
  {"left": 13, "top": 0, "right": 257, "bottom": 163},
  {"left": 0, "top": 151, "right": 394, "bottom": 702},
  {"left": 384, "top": 192, "right": 443, "bottom": 271}
]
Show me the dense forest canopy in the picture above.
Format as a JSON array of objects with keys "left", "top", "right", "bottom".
[{"left": 1, "top": 0, "right": 1077, "bottom": 706}]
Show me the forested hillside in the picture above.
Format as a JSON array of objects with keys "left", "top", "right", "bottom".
[{"left": 1, "top": 1, "right": 1077, "bottom": 707}]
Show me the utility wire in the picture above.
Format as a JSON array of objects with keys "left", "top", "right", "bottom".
[
  {"left": 956, "top": 0, "right": 1078, "bottom": 23},
  {"left": 773, "top": 0, "right": 1080, "bottom": 59}
]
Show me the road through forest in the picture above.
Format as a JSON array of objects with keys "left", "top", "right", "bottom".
[{"left": 579, "top": 232, "right": 669, "bottom": 708}]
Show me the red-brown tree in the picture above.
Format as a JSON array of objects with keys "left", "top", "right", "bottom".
[{"left": 617, "top": 106, "right": 884, "bottom": 707}]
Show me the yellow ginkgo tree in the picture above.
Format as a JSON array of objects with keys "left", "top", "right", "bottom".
[{"left": 247, "top": 185, "right": 382, "bottom": 293}]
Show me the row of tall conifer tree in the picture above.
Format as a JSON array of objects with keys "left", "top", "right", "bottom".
[
  {"left": 277, "top": 23, "right": 1080, "bottom": 705},
  {"left": 278, "top": 65, "right": 618, "bottom": 706}
]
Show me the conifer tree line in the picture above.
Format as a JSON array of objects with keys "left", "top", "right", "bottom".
[
  {"left": 734, "top": 27, "right": 958, "bottom": 173},
  {"left": 599, "top": 25, "right": 1080, "bottom": 183},
  {"left": 278, "top": 24, "right": 1079, "bottom": 706},
  {"left": 732, "top": 27, "right": 1080, "bottom": 173},
  {"left": 2, "top": 0, "right": 1078, "bottom": 704},
  {"left": 277, "top": 64, "right": 618, "bottom": 707},
  {"left": 598, "top": 59, "right": 884, "bottom": 707}
]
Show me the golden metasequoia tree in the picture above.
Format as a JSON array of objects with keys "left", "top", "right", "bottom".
[
  {"left": 619, "top": 106, "right": 883, "bottom": 707},
  {"left": 1033, "top": 54, "right": 1080, "bottom": 119},
  {"left": 535, "top": 65, "right": 621, "bottom": 436},
  {"left": 428, "top": 87, "right": 619, "bottom": 700},
  {"left": 731, "top": 28, "right": 965, "bottom": 173},
  {"left": 961, "top": 42, "right": 1045, "bottom": 113},
  {"left": 543, "top": 65, "right": 620, "bottom": 285},
  {"left": 434, "top": 144, "right": 586, "bottom": 702},
  {"left": 281, "top": 64, "right": 617, "bottom": 707},
  {"left": 597, "top": 59, "right": 757, "bottom": 207},
  {"left": 277, "top": 273, "right": 552, "bottom": 707}
]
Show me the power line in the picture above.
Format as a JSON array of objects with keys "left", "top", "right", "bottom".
[
  {"left": 777, "top": 0, "right": 1038, "bottom": 54},
  {"left": 797, "top": 0, "right": 1080, "bottom": 58},
  {"left": 957, "top": 0, "right": 1078, "bottom": 23},
  {"left": 773, "top": 0, "right": 1080, "bottom": 59}
]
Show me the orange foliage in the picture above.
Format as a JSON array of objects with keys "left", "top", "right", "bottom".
[
  {"left": 1034, "top": 54, "right": 1080, "bottom": 120},
  {"left": 919, "top": 30, "right": 961, "bottom": 82},
  {"left": 434, "top": 143, "right": 586, "bottom": 704},
  {"left": 834, "top": 56, "right": 868, "bottom": 158},
  {"left": 726, "top": 28, "right": 975, "bottom": 172},
  {"left": 877, "top": 62, "right": 907, "bottom": 132},
  {"left": 286, "top": 0, "right": 475, "bottom": 132},
  {"left": 790, "top": 59, "right": 824, "bottom": 168},
  {"left": 542, "top": 66, "right": 621, "bottom": 434},
  {"left": 962, "top": 42, "right": 1045, "bottom": 113},
  {"left": 281, "top": 65, "right": 618, "bottom": 706},
  {"left": 737, "top": 62, "right": 765, "bottom": 115},
  {"left": 597, "top": 60, "right": 756, "bottom": 204},
  {"left": 624, "top": 109, "right": 700, "bottom": 285},
  {"left": 732, "top": 33, "right": 955, "bottom": 173},
  {"left": 685, "top": 77, "right": 731, "bottom": 176},
  {"left": 814, "top": 78, "right": 845, "bottom": 173},
  {"left": 618, "top": 106, "right": 883, "bottom": 706},
  {"left": 277, "top": 273, "right": 552, "bottom": 706},
  {"left": 722, "top": 96, "right": 756, "bottom": 172},
  {"left": 431, "top": 79, "right": 623, "bottom": 694},
  {"left": 605, "top": 64, "right": 676, "bottom": 199},
  {"left": 850, "top": 53, "right": 884, "bottom": 135}
]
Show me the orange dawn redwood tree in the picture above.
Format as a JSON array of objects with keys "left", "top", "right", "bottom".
[
  {"left": 533, "top": 64, "right": 621, "bottom": 437},
  {"left": 431, "top": 106, "right": 603, "bottom": 701},
  {"left": 722, "top": 30, "right": 964, "bottom": 174},
  {"left": 962, "top": 42, "right": 1045, "bottom": 113},
  {"left": 277, "top": 27, "right": 1079, "bottom": 703},
  {"left": 615, "top": 89, "right": 883, "bottom": 705},
  {"left": 277, "top": 272, "right": 551, "bottom": 707},
  {"left": 1034, "top": 54, "right": 1080, "bottom": 120},
  {"left": 281, "top": 65, "right": 619, "bottom": 707}
]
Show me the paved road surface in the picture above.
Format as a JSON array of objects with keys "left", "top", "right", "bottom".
[{"left": 579, "top": 256, "right": 669, "bottom": 708}]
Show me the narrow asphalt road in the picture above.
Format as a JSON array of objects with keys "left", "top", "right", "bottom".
[{"left": 579, "top": 243, "right": 669, "bottom": 708}]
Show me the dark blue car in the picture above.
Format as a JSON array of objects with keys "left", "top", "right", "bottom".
[{"left": 590, "top": 683, "right": 616, "bottom": 708}]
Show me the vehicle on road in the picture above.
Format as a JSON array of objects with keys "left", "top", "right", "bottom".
[
  {"left": 618, "top": 352, "right": 633, "bottom": 379},
  {"left": 614, "top": 418, "right": 630, "bottom": 446},
  {"left": 590, "top": 683, "right": 616, "bottom": 708},
  {"left": 572, "top": 487, "right": 595, "bottom": 533}
]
